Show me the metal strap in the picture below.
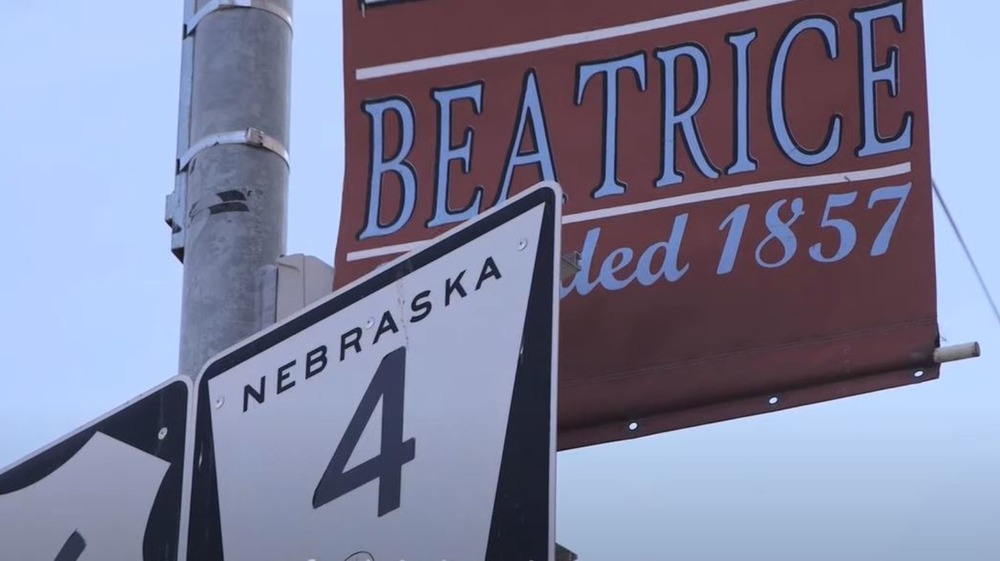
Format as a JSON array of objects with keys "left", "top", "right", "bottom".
[
  {"left": 184, "top": 0, "right": 292, "bottom": 36},
  {"left": 177, "top": 128, "right": 289, "bottom": 173}
]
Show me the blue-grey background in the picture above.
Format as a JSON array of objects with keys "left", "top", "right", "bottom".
[{"left": 0, "top": 2, "right": 996, "bottom": 560}]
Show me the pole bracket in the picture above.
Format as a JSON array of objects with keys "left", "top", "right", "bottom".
[
  {"left": 177, "top": 127, "right": 289, "bottom": 173},
  {"left": 184, "top": 0, "right": 292, "bottom": 36},
  {"left": 167, "top": 128, "right": 289, "bottom": 262},
  {"left": 561, "top": 251, "right": 582, "bottom": 282}
]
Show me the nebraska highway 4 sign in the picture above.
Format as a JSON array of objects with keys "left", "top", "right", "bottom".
[
  {"left": 0, "top": 376, "right": 192, "bottom": 561},
  {"left": 186, "top": 182, "right": 561, "bottom": 561}
]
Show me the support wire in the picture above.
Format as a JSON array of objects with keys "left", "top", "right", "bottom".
[{"left": 932, "top": 178, "right": 1000, "bottom": 328}]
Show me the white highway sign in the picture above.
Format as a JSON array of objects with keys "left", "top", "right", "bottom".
[
  {"left": 0, "top": 376, "right": 192, "bottom": 561},
  {"left": 186, "top": 182, "right": 562, "bottom": 561}
]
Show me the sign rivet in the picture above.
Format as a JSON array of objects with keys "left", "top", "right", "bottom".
[
  {"left": 158, "top": 427, "right": 169, "bottom": 440},
  {"left": 768, "top": 396, "right": 779, "bottom": 406},
  {"left": 215, "top": 396, "right": 225, "bottom": 408},
  {"left": 365, "top": 317, "right": 375, "bottom": 329},
  {"left": 627, "top": 421, "right": 639, "bottom": 431},
  {"left": 517, "top": 238, "right": 528, "bottom": 250},
  {"left": 913, "top": 370, "right": 925, "bottom": 378}
]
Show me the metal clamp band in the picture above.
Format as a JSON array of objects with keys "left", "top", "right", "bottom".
[
  {"left": 177, "top": 128, "right": 289, "bottom": 173},
  {"left": 184, "top": 0, "right": 292, "bottom": 36}
]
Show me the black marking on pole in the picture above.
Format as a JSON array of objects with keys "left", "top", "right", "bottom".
[
  {"left": 209, "top": 190, "right": 250, "bottom": 214},
  {"left": 55, "top": 531, "right": 85, "bottom": 561}
]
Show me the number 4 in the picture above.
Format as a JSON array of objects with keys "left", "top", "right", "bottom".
[
  {"left": 313, "top": 346, "right": 416, "bottom": 517},
  {"left": 55, "top": 531, "right": 85, "bottom": 561}
]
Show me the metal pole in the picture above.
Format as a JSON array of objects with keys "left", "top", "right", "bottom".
[{"left": 167, "top": 0, "right": 293, "bottom": 378}]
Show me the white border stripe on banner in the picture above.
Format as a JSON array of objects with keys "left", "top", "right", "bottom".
[
  {"left": 356, "top": 0, "right": 805, "bottom": 80},
  {"left": 344, "top": 161, "right": 913, "bottom": 262}
]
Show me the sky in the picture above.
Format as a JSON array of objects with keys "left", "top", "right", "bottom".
[{"left": 0, "top": 1, "right": 997, "bottom": 560}]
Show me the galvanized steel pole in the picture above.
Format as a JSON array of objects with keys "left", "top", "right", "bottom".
[{"left": 167, "top": 0, "right": 293, "bottom": 378}]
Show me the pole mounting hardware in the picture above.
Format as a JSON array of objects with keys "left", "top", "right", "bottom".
[
  {"left": 176, "top": 127, "right": 289, "bottom": 174},
  {"left": 167, "top": 128, "right": 289, "bottom": 262},
  {"left": 184, "top": 0, "right": 293, "bottom": 37}
]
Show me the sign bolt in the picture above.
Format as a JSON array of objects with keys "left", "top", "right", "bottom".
[
  {"left": 158, "top": 427, "right": 169, "bottom": 440},
  {"left": 215, "top": 396, "right": 225, "bottom": 409},
  {"left": 517, "top": 238, "right": 528, "bottom": 250}
]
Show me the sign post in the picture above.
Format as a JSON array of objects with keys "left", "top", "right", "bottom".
[
  {"left": 186, "top": 183, "right": 562, "bottom": 561},
  {"left": 335, "top": 0, "right": 944, "bottom": 449},
  {"left": 0, "top": 377, "right": 192, "bottom": 561}
]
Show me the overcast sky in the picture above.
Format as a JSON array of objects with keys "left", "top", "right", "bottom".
[{"left": 0, "top": 1, "right": 997, "bottom": 560}]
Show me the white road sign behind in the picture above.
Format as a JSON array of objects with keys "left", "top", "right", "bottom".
[{"left": 0, "top": 376, "right": 192, "bottom": 561}]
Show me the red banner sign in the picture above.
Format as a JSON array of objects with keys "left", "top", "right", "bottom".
[{"left": 334, "top": 0, "right": 940, "bottom": 450}]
